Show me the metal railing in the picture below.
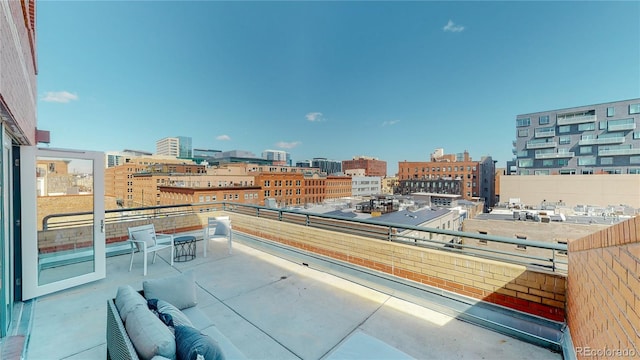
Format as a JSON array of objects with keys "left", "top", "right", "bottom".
[{"left": 42, "top": 202, "right": 569, "bottom": 273}]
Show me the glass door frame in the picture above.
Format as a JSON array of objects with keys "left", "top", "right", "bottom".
[
  {"left": 0, "top": 126, "right": 11, "bottom": 337},
  {"left": 20, "top": 147, "right": 105, "bottom": 300}
]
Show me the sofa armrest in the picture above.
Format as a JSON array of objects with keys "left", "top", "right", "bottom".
[{"left": 106, "top": 299, "right": 139, "bottom": 360}]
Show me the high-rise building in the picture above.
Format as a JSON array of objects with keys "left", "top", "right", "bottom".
[
  {"left": 156, "top": 136, "right": 192, "bottom": 158},
  {"left": 177, "top": 136, "right": 192, "bottom": 158},
  {"left": 262, "top": 149, "right": 290, "bottom": 166},
  {"left": 342, "top": 156, "right": 387, "bottom": 177},
  {"left": 156, "top": 137, "right": 179, "bottom": 157},
  {"left": 513, "top": 99, "right": 640, "bottom": 175}
]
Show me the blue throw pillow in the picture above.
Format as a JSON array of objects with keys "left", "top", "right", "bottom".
[{"left": 175, "top": 325, "right": 225, "bottom": 360}]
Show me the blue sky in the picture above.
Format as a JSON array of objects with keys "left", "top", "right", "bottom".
[{"left": 36, "top": 1, "right": 640, "bottom": 175}]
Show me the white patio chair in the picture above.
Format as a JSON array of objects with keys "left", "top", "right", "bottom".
[
  {"left": 128, "top": 224, "right": 174, "bottom": 276},
  {"left": 203, "top": 217, "right": 232, "bottom": 257}
]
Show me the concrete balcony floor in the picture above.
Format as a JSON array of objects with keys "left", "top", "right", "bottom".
[{"left": 17, "top": 235, "right": 561, "bottom": 360}]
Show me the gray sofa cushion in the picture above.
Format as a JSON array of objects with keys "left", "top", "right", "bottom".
[
  {"left": 115, "top": 285, "right": 147, "bottom": 322},
  {"left": 181, "top": 306, "right": 214, "bottom": 330},
  {"left": 125, "top": 305, "right": 176, "bottom": 360},
  {"left": 175, "top": 325, "right": 225, "bottom": 360},
  {"left": 149, "top": 299, "right": 194, "bottom": 328},
  {"left": 143, "top": 270, "right": 198, "bottom": 310}
]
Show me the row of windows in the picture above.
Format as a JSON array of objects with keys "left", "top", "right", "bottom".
[
  {"left": 519, "top": 119, "right": 637, "bottom": 138},
  {"left": 517, "top": 104, "right": 640, "bottom": 127},
  {"left": 520, "top": 155, "right": 640, "bottom": 168},
  {"left": 410, "top": 166, "right": 477, "bottom": 172},
  {"left": 263, "top": 180, "right": 302, "bottom": 187}
]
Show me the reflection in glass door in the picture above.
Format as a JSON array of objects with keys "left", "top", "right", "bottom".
[{"left": 21, "top": 147, "right": 105, "bottom": 300}]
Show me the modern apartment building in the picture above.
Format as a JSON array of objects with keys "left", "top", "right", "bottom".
[
  {"left": 513, "top": 99, "right": 640, "bottom": 175},
  {"left": 311, "top": 158, "right": 342, "bottom": 174},
  {"left": 156, "top": 136, "right": 192, "bottom": 158},
  {"left": 342, "top": 156, "right": 387, "bottom": 177},
  {"left": 397, "top": 149, "right": 496, "bottom": 207}
]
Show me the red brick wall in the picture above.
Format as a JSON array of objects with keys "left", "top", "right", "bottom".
[
  {"left": 0, "top": 0, "right": 37, "bottom": 145},
  {"left": 568, "top": 216, "right": 640, "bottom": 358}
]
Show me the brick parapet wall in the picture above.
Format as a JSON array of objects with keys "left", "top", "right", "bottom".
[
  {"left": 230, "top": 213, "right": 566, "bottom": 321},
  {"left": 568, "top": 216, "right": 640, "bottom": 358},
  {"left": 37, "top": 211, "right": 567, "bottom": 321},
  {"left": 38, "top": 212, "right": 216, "bottom": 253}
]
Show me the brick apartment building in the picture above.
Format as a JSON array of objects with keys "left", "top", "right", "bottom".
[
  {"left": 397, "top": 149, "right": 496, "bottom": 207},
  {"left": 158, "top": 185, "right": 262, "bottom": 206},
  {"left": 105, "top": 157, "right": 198, "bottom": 207},
  {"left": 325, "top": 175, "right": 352, "bottom": 200},
  {"left": 106, "top": 155, "right": 354, "bottom": 208},
  {"left": 342, "top": 156, "right": 387, "bottom": 177}
]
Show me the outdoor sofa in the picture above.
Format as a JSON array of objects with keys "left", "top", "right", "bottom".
[{"left": 106, "top": 271, "right": 246, "bottom": 359}]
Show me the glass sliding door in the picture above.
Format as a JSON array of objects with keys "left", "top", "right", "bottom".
[{"left": 21, "top": 147, "right": 105, "bottom": 300}]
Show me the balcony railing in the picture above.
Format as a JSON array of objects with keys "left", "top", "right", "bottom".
[
  {"left": 534, "top": 129, "right": 556, "bottom": 138},
  {"left": 598, "top": 148, "right": 640, "bottom": 156},
  {"left": 608, "top": 123, "right": 636, "bottom": 131},
  {"left": 526, "top": 141, "right": 557, "bottom": 149},
  {"left": 556, "top": 114, "right": 597, "bottom": 125},
  {"left": 578, "top": 137, "right": 625, "bottom": 146},
  {"left": 42, "top": 202, "right": 568, "bottom": 273},
  {"left": 534, "top": 152, "right": 575, "bottom": 159}
]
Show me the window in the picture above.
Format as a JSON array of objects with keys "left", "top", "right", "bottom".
[
  {"left": 600, "top": 157, "right": 613, "bottom": 165},
  {"left": 578, "top": 156, "right": 596, "bottom": 166},
  {"left": 629, "top": 103, "right": 640, "bottom": 114},
  {"left": 539, "top": 115, "right": 550, "bottom": 125},
  {"left": 558, "top": 159, "right": 569, "bottom": 166},
  {"left": 516, "top": 150, "right": 528, "bottom": 157},
  {"left": 518, "top": 159, "right": 533, "bottom": 167},
  {"left": 559, "top": 136, "right": 571, "bottom": 145},
  {"left": 542, "top": 159, "right": 554, "bottom": 167},
  {"left": 580, "top": 146, "right": 592, "bottom": 154},
  {"left": 578, "top": 122, "right": 595, "bottom": 131},
  {"left": 608, "top": 118, "right": 636, "bottom": 130},
  {"left": 559, "top": 169, "right": 575, "bottom": 174},
  {"left": 630, "top": 156, "right": 640, "bottom": 164},
  {"left": 600, "top": 132, "right": 624, "bottom": 139},
  {"left": 599, "top": 121, "right": 607, "bottom": 130},
  {"left": 558, "top": 125, "right": 571, "bottom": 133},
  {"left": 634, "top": 132, "right": 640, "bottom": 139},
  {"left": 535, "top": 126, "right": 555, "bottom": 137},
  {"left": 516, "top": 117, "right": 531, "bottom": 127},
  {"left": 607, "top": 107, "right": 615, "bottom": 117},
  {"left": 629, "top": 168, "right": 640, "bottom": 174}
]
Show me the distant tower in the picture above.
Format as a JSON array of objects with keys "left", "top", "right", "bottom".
[{"left": 156, "top": 136, "right": 192, "bottom": 158}]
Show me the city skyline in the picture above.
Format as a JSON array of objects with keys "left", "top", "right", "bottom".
[{"left": 36, "top": 1, "right": 640, "bottom": 175}]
